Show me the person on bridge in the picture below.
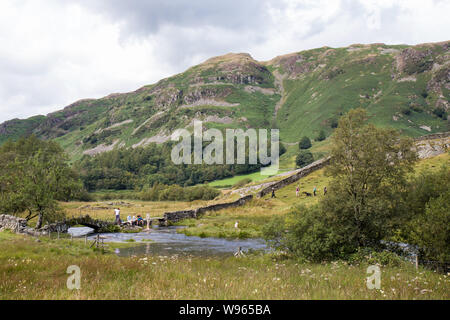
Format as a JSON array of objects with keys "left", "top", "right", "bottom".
[
  {"left": 114, "top": 208, "right": 121, "bottom": 225},
  {"left": 137, "top": 215, "right": 144, "bottom": 226}
]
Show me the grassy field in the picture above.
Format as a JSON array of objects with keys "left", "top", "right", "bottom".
[{"left": 0, "top": 231, "right": 448, "bottom": 300}]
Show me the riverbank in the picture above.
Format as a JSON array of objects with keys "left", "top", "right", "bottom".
[{"left": 0, "top": 230, "right": 448, "bottom": 299}]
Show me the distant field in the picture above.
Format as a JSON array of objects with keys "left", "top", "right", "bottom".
[{"left": 207, "top": 170, "right": 279, "bottom": 188}]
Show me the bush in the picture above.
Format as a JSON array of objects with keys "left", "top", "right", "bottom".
[
  {"left": 139, "top": 184, "right": 220, "bottom": 202},
  {"left": 296, "top": 150, "right": 314, "bottom": 168},
  {"left": 282, "top": 205, "right": 345, "bottom": 262},
  {"left": 299, "top": 136, "right": 312, "bottom": 149},
  {"left": 347, "top": 247, "right": 404, "bottom": 267},
  {"left": 315, "top": 130, "right": 326, "bottom": 141},
  {"left": 401, "top": 107, "right": 411, "bottom": 115},
  {"left": 330, "top": 118, "right": 338, "bottom": 128},
  {"left": 408, "top": 191, "right": 450, "bottom": 263},
  {"left": 433, "top": 107, "right": 447, "bottom": 119}
]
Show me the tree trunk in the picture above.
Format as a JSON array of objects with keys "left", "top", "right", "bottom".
[{"left": 35, "top": 213, "right": 43, "bottom": 229}]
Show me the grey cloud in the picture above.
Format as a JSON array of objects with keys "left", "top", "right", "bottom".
[{"left": 77, "top": 0, "right": 276, "bottom": 36}]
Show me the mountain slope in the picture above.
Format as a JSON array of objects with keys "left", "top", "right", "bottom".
[{"left": 0, "top": 41, "right": 448, "bottom": 160}]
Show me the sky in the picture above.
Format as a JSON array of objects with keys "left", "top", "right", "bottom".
[{"left": 0, "top": 0, "right": 449, "bottom": 123}]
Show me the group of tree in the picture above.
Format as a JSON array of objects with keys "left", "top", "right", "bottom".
[
  {"left": 76, "top": 138, "right": 285, "bottom": 191},
  {"left": 296, "top": 136, "right": 314, "bottom": 168},
  {"left": 264, "top": 108, "right": 449, "bottom": 264},
  {"left": 0, "top": 136, "right": 87, "bottom": 228},
  {"left": 138, "top": 183, "right": 220, "bottom": 202}
]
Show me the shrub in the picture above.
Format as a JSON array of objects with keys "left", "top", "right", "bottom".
[
  {"left": 401, "top": 107, "right": 411, "bottom": 115},
  {"left": 296, "top": 150, "right": 314, "bottom": 168},
  {"left": 315, "top": 130, "right": 326, "bottom": 141},
  {"left": 330, "top": 118, "right": 339, "bottom": 129},
  {"left": 299, "top": 136, "right": 312, "bottom": 149},
  {"left": 433, "top": 107, "right": 447, "bottom": 119},
  {"left": 408, "top": 190, "right": 450, "bottom": 263},
  {"left": 347, "top": 247, "right": 404, "bottom": 267}
]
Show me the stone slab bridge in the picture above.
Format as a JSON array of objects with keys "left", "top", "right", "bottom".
[
  {"left": 42, "top": 215, "right": 118, "bottom": 234},
  {"left": 62, "top": 195, "right": 254, "bottom": 231}
]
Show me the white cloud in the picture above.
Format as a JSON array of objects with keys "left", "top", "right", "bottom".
[{"left": 0, "top": 0, "right": 448, "bottom": 123}]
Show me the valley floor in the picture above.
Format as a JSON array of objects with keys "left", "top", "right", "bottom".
[{"left": 0, "top": 231, "right": 448, "bottom": 300}]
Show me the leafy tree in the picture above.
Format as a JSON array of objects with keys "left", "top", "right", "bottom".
[
  {"left": 409, "top": 191, "right": 450, "bottom": 263},
  {"left": 266, "top": 109, "right": 417, "bottom": 261},
  {"left": 0, "top": 136, "right": 84, "bottom": 228},
  {"left": 403, "top": 165, "right": 450, "bottom": 263},
  {"left": 322, "top": 108, "right": 417, "bottom": 249},
  {"left": 296, "top": 150, "right": 314, "bottom": 168},
  {"left": 298, "top": 136, "right": 312, "bottom": 149}
]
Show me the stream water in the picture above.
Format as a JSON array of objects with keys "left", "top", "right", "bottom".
[{"left": 68, "top": 226, "right": 268, "bottom": 257}]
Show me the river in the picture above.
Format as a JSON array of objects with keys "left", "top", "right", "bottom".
[{"left": 68, "top": 226, "right": 268, "bottom": 257}]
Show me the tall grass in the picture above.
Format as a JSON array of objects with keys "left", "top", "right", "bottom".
[{"left": 0, "top": 231, "right": 448, "bottom": 300}]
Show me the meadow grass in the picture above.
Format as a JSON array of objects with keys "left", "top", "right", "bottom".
[{"left": 0, "top": 231, "right": 448, "bottom": 300}]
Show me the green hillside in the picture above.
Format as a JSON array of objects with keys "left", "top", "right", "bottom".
[{"left": 0, "top": 41, "right": 448, "bottom": 161}]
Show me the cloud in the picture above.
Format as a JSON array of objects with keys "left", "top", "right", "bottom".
[{"left": 0, "top": 0, "right": 449, "bottom": 123}]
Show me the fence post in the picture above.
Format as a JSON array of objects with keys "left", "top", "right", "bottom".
[{"left": 415, "top": 255, "right": 419, "bottom": 270}]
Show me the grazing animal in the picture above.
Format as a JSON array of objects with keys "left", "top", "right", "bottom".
[{"left": 302, "top": 191, "right": 312, "bottom": 197}]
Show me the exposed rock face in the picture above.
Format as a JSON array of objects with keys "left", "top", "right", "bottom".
[
  {"left": 83, "top": 139, "right": 120, "bottom": 155},
  {"left": 415, "top": 133, "right": 450, "bottom": 159},
  {"left": 395, "top": 48, "right": 433, "bottom": 75}
]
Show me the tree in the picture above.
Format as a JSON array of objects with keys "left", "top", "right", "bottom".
[
  {"left": 403, "top": 165, "right": 450, "bottom": 263},
  {"left": 266, "top": 108, "right": 418, "bottom": 261},
  {"left": 316, "top": 130, "right": 326, "bottom": 142},
  {"left": 296, "top": 150, "right": 314, "bottom": 168},
  {"left": 0, "top": 136, "right": 84, "bottom": 228},
  {"left": 299, "top": 136, "right": 312, "bottom": 149},
  {"left": 409, "top": 192, "right": 450, "bottom": 263},
  {"left": 322, "top": 108, "right": 417, "bottom": 248}
]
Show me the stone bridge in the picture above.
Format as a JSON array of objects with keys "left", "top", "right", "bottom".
[
  {"left": 43, "top": 215, "right": 117, "bottom": 234},
  {"left": 1, "top": 195, "right": 254, "bottom": 235}
]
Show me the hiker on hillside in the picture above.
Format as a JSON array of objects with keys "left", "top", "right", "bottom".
[
  {"left": 114, "top": 208, "right": 121, "bottom": 225},
  {"left": 296, "top": 186, "right": 300, "bottom": 197},
  {"left": 271, "top": 188, "right": 276, "bottom": 198},
  {"left": 324, "top": 186, "right": 327, "bottom": 195},
  {"left": 313, "top": 186, "right": 317, "bottom": 196}
]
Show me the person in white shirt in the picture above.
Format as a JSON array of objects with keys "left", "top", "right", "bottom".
[{"left": 114, "top": 208, "right": 121, "bottom": 225}]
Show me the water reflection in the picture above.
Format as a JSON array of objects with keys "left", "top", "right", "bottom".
[{"left": 84, "top": 226, "right": 268, "bottom": 257}]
